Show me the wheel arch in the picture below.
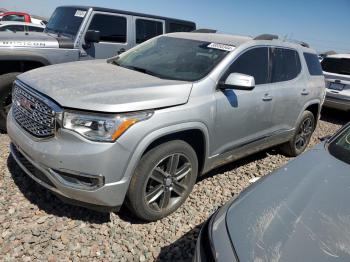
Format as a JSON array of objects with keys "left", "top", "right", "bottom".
[
  {"left": 123, "top": 122, "right": 210, "bottom": 183},
  {"left": 0, "top": 52, "right": 50, "bottom": 75},
  {"left": 296, "top": 99, "right": 321, "bottom": 127}
]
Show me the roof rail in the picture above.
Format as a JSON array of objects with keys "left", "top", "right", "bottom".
[
  {"left": 254, "top": 34, "right": 279, "bottom": 40},
  {"left": 193, "top": 29, "right": 217, "bottom": 33},
  {"left": 299, "top": 41, "right": 310, "bottom": 48},
  {"left": 287, "top": 39, "right": 310, "bottom": 48}
]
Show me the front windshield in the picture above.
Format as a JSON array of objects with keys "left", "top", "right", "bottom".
[
  {"left": 45, "top": 7, "right": 86, "bottom": 38},
  {"left": 113, "top": 36, "right": 230, "bottom": 81},
  {"left": 328, "top": 125, "right": 350, "bottom": 165}
]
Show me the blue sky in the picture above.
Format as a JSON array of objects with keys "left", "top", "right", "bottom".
[{"left": 2, "top": 0, "right": 349, "bottom": 53}]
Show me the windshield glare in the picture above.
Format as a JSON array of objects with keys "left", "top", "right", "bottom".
[
  {"left": 329, "top": 126, "right": 350, "bottom": 165},
  {"left": 115, "top": 36, "right": 229, "bottom": 81},
  {"left": 45, "top": 7, "right": 86, "bottom": 38},
  {"left": 321, "top": 57, "right": 350, "bottom": 76}
]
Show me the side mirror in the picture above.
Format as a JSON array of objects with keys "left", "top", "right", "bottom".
[
  {"left": 85, "top": 30, "right": 100, "bottom": 44},
  {"left": 220, "top": 73, "right": 255, "bottom": 90}
]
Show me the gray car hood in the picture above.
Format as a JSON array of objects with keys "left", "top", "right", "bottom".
[
  {"left": 0, "top": 32, "right": 60, "bottom": 48},
  {"left": 18, "top": 60, "right": 193, "bottom": 112},
  {"left": 225, "top": 144, "right": 350, "bottom": 262}
]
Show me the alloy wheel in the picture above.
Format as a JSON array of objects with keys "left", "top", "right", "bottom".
[
  {"left": 295, "top": 117, "right": 314, "bottom": 150},
  {"left": 144, "top": 153, "right": 192, "bottom": 212}
]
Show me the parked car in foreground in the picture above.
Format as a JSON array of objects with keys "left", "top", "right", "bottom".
[
  {"left": 195, "top": 122, "right": 350, "bottom": 262},
  {"left": 8, "top": 32, "right": 325, "bottom": 221},
  {"left": 322, "top": 54, "right": 350, "bottom": 111},
  {"left": 0, "top": 21, "right": 45, "bottom": 33},
  {"left": 0, "top": 5, "right": 196, "bottom": 131}
]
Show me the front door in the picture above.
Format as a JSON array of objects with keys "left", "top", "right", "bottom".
[
  {"left": 213, "top": 47, "right": 275, "bottom": 158},
  {"left": 82, "top": 12, "right": 132, "bottom": 59}
]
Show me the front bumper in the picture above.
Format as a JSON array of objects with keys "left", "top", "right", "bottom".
[{"left": 7, "top": 110, "right": 132, "bottom": 211}]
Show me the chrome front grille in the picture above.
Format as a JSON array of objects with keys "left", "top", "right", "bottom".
[{"left": 12, "top": 82, "right": 58, "bottom": 138}]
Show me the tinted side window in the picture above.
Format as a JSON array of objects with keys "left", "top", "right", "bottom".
[
  {"left": 169, "top": 22, "right": 195, "bottom": 32},
  {"left": 28, "top": 26, "right": 44, "bottom": 32},
  {"left": 227, "top": 47, "right": 269, "bottom": 85},
  {"left": 304, "top": 53, "right": 323, "bottom": 75},
  {"left": 136, "top": 19, "right": 163, "bottom": 44},
  {"left": 0, "top": 25, "right": 25, "bottom": 32},
  {"left": 2, "top": 15, "right": 24, "bottom": 22},
  {"left": 270, "top": 48, "right": 301, "bottom": 83},
  {"left": 88, "top": 14, "right": 127, "bottom": 43}
]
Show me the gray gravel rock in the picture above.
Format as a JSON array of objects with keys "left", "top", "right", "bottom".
[{"left": 0, "top": 108, "right": 348, "bottom": 261}]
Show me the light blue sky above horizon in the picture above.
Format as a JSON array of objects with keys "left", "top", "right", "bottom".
[{"left": 2, "top": 0, "right": 349, "bottom": 53}]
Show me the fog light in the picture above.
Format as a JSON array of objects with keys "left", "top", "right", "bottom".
[{"left": 50, "top": 169, "right": 104, "bottom": 190}]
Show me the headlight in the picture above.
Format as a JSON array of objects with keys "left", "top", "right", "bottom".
[{"left": 63, "top": 111, "right": 153, "bottom": 142}]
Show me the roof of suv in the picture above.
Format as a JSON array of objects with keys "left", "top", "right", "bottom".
[
  {"left": 167, "top": 32, "right": 252, "bottom": 47},
  {"left": 326, "top": 53, "right": 350, "bottom": 59},
  {"left": 166, "top": 32, "right": 315, "bottom": 52},
  {"left": 0, "top": 21, "right": 45, "bottom": 27},
  {"left": 61, "top": 6, "right": 195, "bottom": 25}
]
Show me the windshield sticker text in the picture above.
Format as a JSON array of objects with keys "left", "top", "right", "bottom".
[
  {"left": 74, "top": 10, "right": 86, "bottom": 18},
  {"left": 207, "top": 43, "right": 235, "bottom": 52}
]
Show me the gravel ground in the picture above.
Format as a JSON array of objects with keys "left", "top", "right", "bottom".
[{"left": 0, "top": 108, "right": 349, "bottom": 261}]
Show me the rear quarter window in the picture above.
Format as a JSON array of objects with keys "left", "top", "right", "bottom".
[{"left": 303, "top": 53, "right": 323, "bottom": 76}]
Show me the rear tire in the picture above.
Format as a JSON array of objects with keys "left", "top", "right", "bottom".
[
  {"left": 127, "top": 140, "right": 198, "bottom": 221},
  {"left": 0, "top": 72, "right": 21, "bottom": 133},
  {"left": 280, "top": 110, "right": 315, "bottom": 157}
]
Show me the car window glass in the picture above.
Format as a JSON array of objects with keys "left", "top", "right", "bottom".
[
  {"left": 303, "top": 53, "right": 323, "bottom": 75},
  {"left": 169, "top": 22, "right": 195, "bottom": 32},
  {"left": 0, "top": 25, "right": 25, "bottom": 32},
  {"left": 88, "top": 14, "right": 127, "bottom": 43},
  {"left": 321, "top": 57, "right": 350, "bottom": 76},
  {"left": 2, "top": 15, "right": 24, "bottom": 22},
  {"left": 28, "top": 26, "right": 44, "bottom": 32},
  {"left": 270, "top": 47, "right": 301, "bottom": 82},
  {"left": 45, "top": 7, "right": 85, "bottom": 37},
  {"left": 227, "top": 47, "right": 269, "bottom": 85},
  {"left": 115, "top": 36, "right": 229, "bottom": 81},
  {"left": 329, "top": 126, "right": 350, "bottom": 165},
  {"left": 136, "top": 19, "right": 163, "bottom": 44}
]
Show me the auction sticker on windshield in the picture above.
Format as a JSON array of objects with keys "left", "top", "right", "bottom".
[
  {"left": 207, "top": 43, "right": 235, "bottom": 52},
  {"left": 75, "top": 10, "right": 86, "bottom": 18}
]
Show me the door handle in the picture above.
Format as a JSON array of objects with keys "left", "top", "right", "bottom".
[
  {"left": 118, "top": 48, "right": 126, "bottom": 55},
  {"left": 301, "top": 89, "right": 309, "bottom": 96},
  {"left": 262, "top": 93, "right": 273, "bottom": 101}
]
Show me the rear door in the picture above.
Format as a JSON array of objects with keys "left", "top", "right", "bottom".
[
  {"left": 132, "top": 16, "right": 164, "bottom": 46},
  {"left": 268, "top": 47, "right": 305, "bottom": 131},
  {"left": 82, "top": 12, "right": 132, "bottom": 59}
]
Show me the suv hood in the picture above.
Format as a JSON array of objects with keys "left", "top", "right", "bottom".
[
  {"left": 18, "top": 60, "right": 193, "bottom": 112},
  {"left": 0, "top": 32, "right": 73, "bottom": 49},
  {"left": 225, "top": 144, "right": 350, "bottom": 261}
]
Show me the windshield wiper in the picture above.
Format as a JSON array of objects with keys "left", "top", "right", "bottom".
[{"left": 121, "top": 65, "right": 165, "bottom": 79}]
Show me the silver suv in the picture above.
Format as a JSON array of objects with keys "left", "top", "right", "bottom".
[
  {"left": 7, "top": 32, "right": 325, "bottom": 221},
  {"left": 321, "top": 54, "right": 350, "bottom": 111}
]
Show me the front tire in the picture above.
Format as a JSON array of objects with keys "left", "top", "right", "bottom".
[
  {"left": 0, "top": 72, "right": 21, "bottom": 133},
  {"left": 280, "top": 110, "right": 315, "bottom": 157},
  {"left": 127, "top": 140, "right": 198, "bottom": 221}
]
